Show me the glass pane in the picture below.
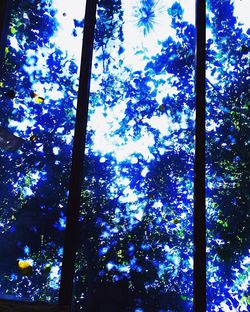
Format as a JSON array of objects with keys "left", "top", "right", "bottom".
[
  {"left": 206, "top": 0, "right": 250, "bottom": 311},
  {"left": 0, "top": 0, "right": 86, "bottom": 302},
  {"left": 73, "top": 0, "right": 195, "bottom": 311}
]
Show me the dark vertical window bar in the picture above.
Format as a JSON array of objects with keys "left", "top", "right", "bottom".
[
  {"left": 59, "top": 0, "right": 98, "bottom": 306},
  {"left": 194, "top": 0, "right": 206, "bottom": 311},
  {"left": 0, "top": 0, "right": 11, "bottom": 72}
]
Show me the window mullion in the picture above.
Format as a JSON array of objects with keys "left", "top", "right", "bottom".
[
  {"left": 58, "top": 0, "right": 98, "bottom": 306},
  {"left": 0, "top": 0, "right": 11, "bottom": 75},
  {"left": 194, "top": 0, "right": 206, "bottom": 311}
]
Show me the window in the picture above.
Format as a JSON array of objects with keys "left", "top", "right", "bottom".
[
  {"left": 206, "top": 1, "right": 249, "bottom": 311},
  {"left": 72, "top": 1, "right": 195, "bottom": 311},
  {"left": 0, "top": 1, "right": 249, "bottom": 311},
  {"left": 0, "top": 0, "right": 85, "bottom": 302}
]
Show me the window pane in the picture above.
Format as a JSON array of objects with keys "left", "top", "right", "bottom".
[
  {"left": 0, "top": 0, "right": 85, "bottom": 302},
  {"left": 73, "top": 1, "right": 195, "bottom": 311},
  {"left": 206, "top": 0, "right": 250, "bottom": 310}
]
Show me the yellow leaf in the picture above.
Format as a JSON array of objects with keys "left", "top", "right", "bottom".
[
  {"left": 35, "top": 96, "right": 45, "bottom": 104},
  {"left": 18, "top": 260, "right": 33, "bottom": 270},
  {"left": 10, "top": 27, "right": 17, "bottom": 34}
]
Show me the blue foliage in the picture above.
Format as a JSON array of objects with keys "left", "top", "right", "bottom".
[
  {"left": 0, "top": 0, "right": 83, "bottom": 302},
  {"left": 0, "top": 0, "right": 248, "bottom": 311}
]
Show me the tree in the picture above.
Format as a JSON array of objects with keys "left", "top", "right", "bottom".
[
  {"left": 206, "top": 0, "right": 250, "bottom": 311},
  {"left": 0, "top": 0, "right": 83, "bottom": 301},
  {"left": 74, "top": 1, "right": 194, "bottom": 311}
]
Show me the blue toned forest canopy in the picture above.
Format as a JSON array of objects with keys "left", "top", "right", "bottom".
[
  {"left": 73, "top": 1, "right": 250, "bottom": 312},
  {"left": 0, "top": 0, "right": 84, "bottom": 302},
  {"left": 0, "top": 0, "right": 249, "bottom": 311},
  {"left": 206, "top": 0, "right": 250, "bottom": 311},
  {"left": 73, "top": 1, "right": 195, "bottom": 311}
]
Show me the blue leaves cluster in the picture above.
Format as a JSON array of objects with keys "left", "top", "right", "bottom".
[
  {"left": 73, "top": 1, "right": 195, "bottom": 311},
  {"left": 206, "top": 0, "right": 250, "bottom": 311},
  {"left": 0, "top": 0, "right": 248, "bottom": 311},
  {"left": 0, "top": 0, "right": 83, "bottom": 302}
]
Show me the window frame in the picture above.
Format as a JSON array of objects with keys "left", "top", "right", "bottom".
[{"left": 0, "top": 0, "right": 206, "bottom": 310}]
